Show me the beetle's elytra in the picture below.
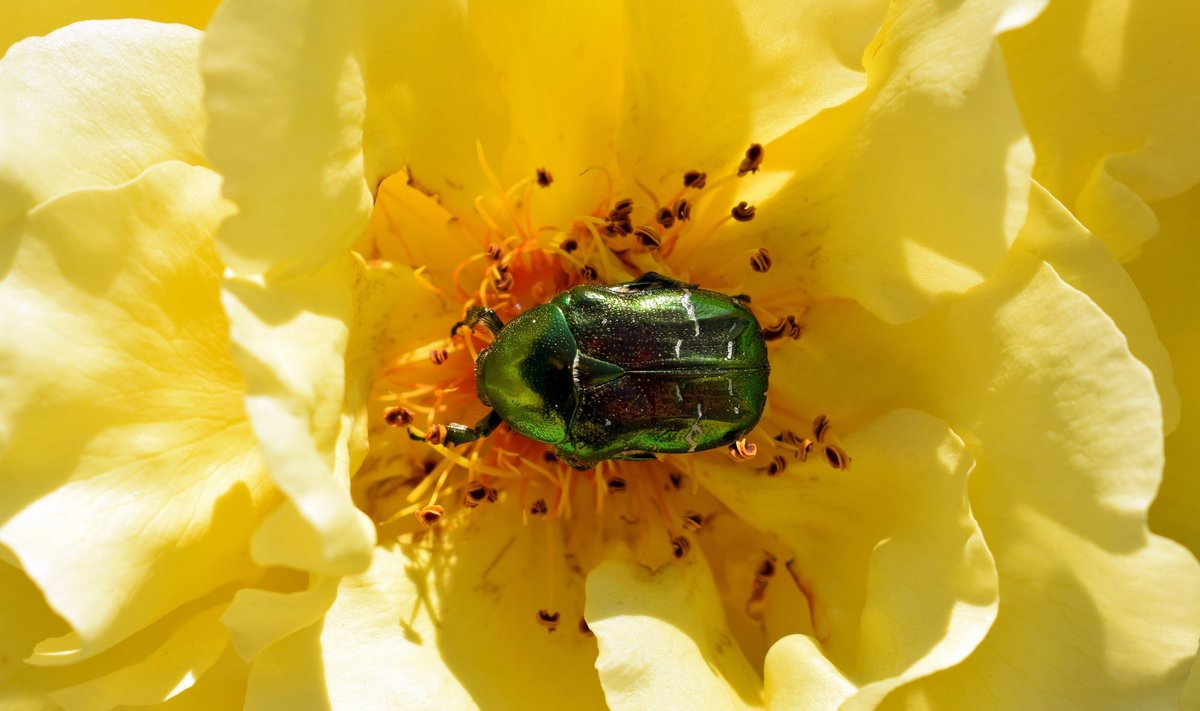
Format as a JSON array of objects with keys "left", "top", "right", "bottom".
[{"left": 424, "top": 272, "right": 770, "bottom": 470}]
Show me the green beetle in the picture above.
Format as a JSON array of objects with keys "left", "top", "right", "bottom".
[{"left": 425, "top": 272, "right": 770, "bottom": 469}]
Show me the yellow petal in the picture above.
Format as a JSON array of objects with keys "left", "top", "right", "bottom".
[
  {"left": 220, "top": 574, "right": 338, "bottom": 662},
  {"left": 202, "top": 0, "right": 372, "bottom": 277},
  {"left": 0, "top": 162, "right": 273, "bottom": 663},
  {"left": 360, "top": 0, "right": 510, "bottom": 230},
  {"left": 585, "top": 554, "right": 764, "bottom": 710},
  {"left": 699, "top": 410, "right": 997, "bottom": 706},
  {"left": 1, "top": 560, "right": 239, "bottom": 711},
  {"left": 682, "top": 0, "right": 1041, "bottom": 323},
  {"left": 772, "top": 253, "right": 1200, "bottom": 705},
  {"left": 1016, "top": 182, "right": 1180, "bottom": 433},
  {"left": 616, "top": 0, "right": 890, "bottom": 191},
  {"left": 1002, "top": 1, "right": 1200, "bottom": 259},
  {"left": 246, "top": 512, "right": 608, "bottom": 709},
  {"left": 0, "top": 2, "right": 219, "bottom": 58},
  {"left": 1126, "top": 184, "right": 1200, "bottom": 559},
  {"left": 221, "top": 256, "right": 376, "bottom": 576},
  {"left": 0, "top": 20, "right": 207, "bottom": 226},
  {"left": 763, "top": 635, "right": 854, "bottom": 711}
]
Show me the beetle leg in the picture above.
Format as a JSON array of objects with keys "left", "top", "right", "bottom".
[
  {"left": 442, "top": 410, "right": 504, "bottom": 447},
  {"left": 621, "top": 271, "right": 699, "bottom": 291},
  {"left": 451, "top": 306, "right": 506, "bottom": 337}
]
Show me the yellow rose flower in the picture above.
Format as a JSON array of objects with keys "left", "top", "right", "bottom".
[{"left": 2, "top": 2, "right": 1197, "bottom": 711}]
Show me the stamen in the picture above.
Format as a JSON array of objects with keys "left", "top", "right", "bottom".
[
  {"left": 655, "top": 207, "right": 676, "bottom": 230},
  {"left": 763, "top": 315, "right": 802, "bottom": 341},
  {"left": 737, "top": 143, "right": 764, "bottom": 176},
  {"left": 606, "top": 476, "right": 627, "bottom": 493},
  {"left": 823, "top": 445, "right": 851, "bottom": 470},
  {"left": 634, "top": 225, "right": 662, "bottom": 250},
  {"left": 530, "top": 499, "right": 549, "bottom": 517},
  {"left": 537, "top": 609, "right": 561, "bottom": 632},
  {"left": 674, "top": 199, "right": 692, "bottom": 222},
  {"left": 417, "top": 504, "right": 445, "bottom": 527},
  {"left": 682, "top": 511, "right": 705, "bottom": 532},
  {"left": 560, "top": 237, "right": 579, "bottom": 253},
  {"left": 463, "top": 480, "right": 494, "bottom": 508},
  {"left": 384, "top": 406, "right": 415, "bottom": 427},
  {"left": 812, "top": 415, "right": 831, "bottom": 443},
  {"left": 766, "top": 455, "right": 787, "bottom": 476},
  {"left": 749, "top": 247, "right": 772, "bottom": 272},
  {"left": 728, "top": 438, "right": 758, "bottom": 461},
  {"left": 536, "top": 167, "right": 554, "bottom": 188},
  {"left": 731, "top": 202, "right": 757, "bottom": 222},
  {"left": 670, "top": 535, "right": 691, "bottom": 559},
  {"left": 430, "top": 348, "right": 450, "bottom": 365},
  {"left": 683, "top": 171, "right": 708, "bottom": 189},
  {"left": 425, "top": 424, "right": 448, "bottom": 446},
  {"left": 486, "top": 243, "right": 504, "bottom": 261}
]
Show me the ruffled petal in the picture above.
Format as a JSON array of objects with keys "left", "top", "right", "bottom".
[
  {"left": 1126, "top": 184, "right": 1200, "bottom": 558},
  {"left": 585, "top": 553, "right": 764, "bottom": 710},
  {"left": 0, "top": 21, "right": 207, "bottom": 226},
  {"left": 680, "top": 0, "right": 1042, "bottom": 323},
  {"left": 763, "top": 635, "right": 854, "bottom": 711},
  {"left": 1002, "top": 0, "right": 1200, "bottom": 259},
  {"left": 0, "top": 2, "right": 219, "bottom": 57},
  {"left": 1016, "top": 183, "right": 1180, "bottom": 433},
  {"left": 769, "top": 252, "right": 1200, "bottom": 705},
  {"left": 0, "top": 162, "right": 273, "bottom": 663},
  {"left": 246, "top": 512, "right": 608, "bottom": 710},
  {"left": 616, "top": 0, "right": 889, "bottom": 191},
  {"left": 699, "top": 410, "right": 997, "bottom": 708},
  {"left": 221, "top": 256, "right": 376, "bottom": 576},
  {"left": 202, "top": 0, "right": 372, "bottom": 277}
]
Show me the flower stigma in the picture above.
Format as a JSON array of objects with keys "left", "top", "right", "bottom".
[{"left": 352, "top": 141, "right": 852, "bottom": 638}]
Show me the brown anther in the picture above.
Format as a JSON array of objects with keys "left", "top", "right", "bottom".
[
  {"left": 798, "top": 438, "right": 815, "bottom": 461},
  {"left": 763, "top": 316, "right": 789, "bottom": 341},
  {"left": 683, "top": 170, "right": 708, "bottom": 189},
  {"left": 767, "top": 454, "right": 787, "bottom": 477},
  {"left": 493, "top": 269, "right": 513, "bottom": 292},
  {"left": 749, "top": 247, "right": 772, "bottom": 272},
  {"left": 737, "top": 143, "right": 764, "bottom": 176},
  {"left": 606, "top": 477, "right": 627, "bottom": 493},
  {"left": 384, "top": 406, "right": 414, "bottom": 427},
  {"left": 823, "top": 445, "right": 851, "bottom": 470},
  {"left": 542, "top": 450, "right": 559, "bottom": 463},
  {"left": 682, "top": 511, "right": 705, "bottom": 532},
  {"left": 485, "top": 243, "right": 504, "bottom": 261},
  {"left": 668, "top": 471, "right": 684, "bottom": 490},
  {"left": 732, "top": 202, "right": 757, "bottom": 222},
  {"left": 578, "top": 618, "right": 594, "bottom": 636},
  {"left": 728, "top": 438, "right": 758, "bottom": 461},
  {"left": 416, "top": 504, "right": 445, "bottom": 527},
  {"left": 611, "top": 198, "right": 634, "bottom": 217},
  {"left": 756, "top": 557, "right": 777, "bottom": 580},
  {"left": 675, "top": 199, "right": 692, "bottom": 222},
  {"left": 529, "top": 498, "right": 549, "bottom": 516},
  {"left": 430, "top": 348, "right": 450, "bottom": 365},
  {"left": 537, "top": 609, "right": 561, "bottom": 632},
  {"left": 812, "top": 414, "right": 831, "bottom": 443},
  {"left": 463, "top": 480, "right": 490, "bottom": 508},
  {"left": 580, "top": 265, "right": 599, "bottom": 281},
  {"left": 560, "top": 237, "right": 578, "bottom": 253},
  {"left": 656, "top": 207, "right": 676, "bottom": 229},
  {"left": 536, "top": 167, "right": 553, "bottom": 188},
  {"left": 671, "top": 535, "right": 691, "bottom": 559},
  {"left": 485, "top": 487, "right": 499, "bottom": 503},
  {"left": 425, "top": 423, "right": 447, "bottom": 446},
  {"left": 634, "top": 225, "right": 661, "bottom": 250},
  {"left": 612, "top": 217, "right": 634, "bottom": 236}
]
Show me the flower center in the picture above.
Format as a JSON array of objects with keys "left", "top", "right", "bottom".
[{"left": 352, "top": 143, "right": 849, "bottom": 634}]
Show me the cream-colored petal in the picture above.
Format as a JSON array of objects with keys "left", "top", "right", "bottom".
[
  {"left": 0, "top": 2, "right": 219, "bottom": 58},
  {"left": 1002, "top": 0, "right": 1200, "bottom": 259},
  {"left": 699, "top": 410, "right": 996, "bottom": 707},
  {"left": 222, "top": 256, "right": 376, "bottom": 576},
  {"left": 617, "top": 0, "right": 889, "bottom": 191},
  {"left": 1126, "top": 184, "right": 1200, "bottom": 559},
  {"left": 247, "top": 507, "right": 608, "bottom": 710},
  {"left": 769, "top": 252, "right": 1200, "bottom": 705},
  {"left": 682, "top": 0, "right": 1041, "bottom": 323},
  {"left": 1016, "top": 182, "right": 1180, "bottom": 432},
  {"left": 764, "top": 635, "right": 854, "bottom": 711},
  {"left": 0, "top": 162, "right": 273, "bottom": 662},
  {"left": 585, "top": 553, "right": 764, "bottom": 710},
  {"left": 0, "top": 21, "right": 207, "bottom": 227},
  {"left": 202, "top": 0, "right": 372, "bottom": 277}
]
